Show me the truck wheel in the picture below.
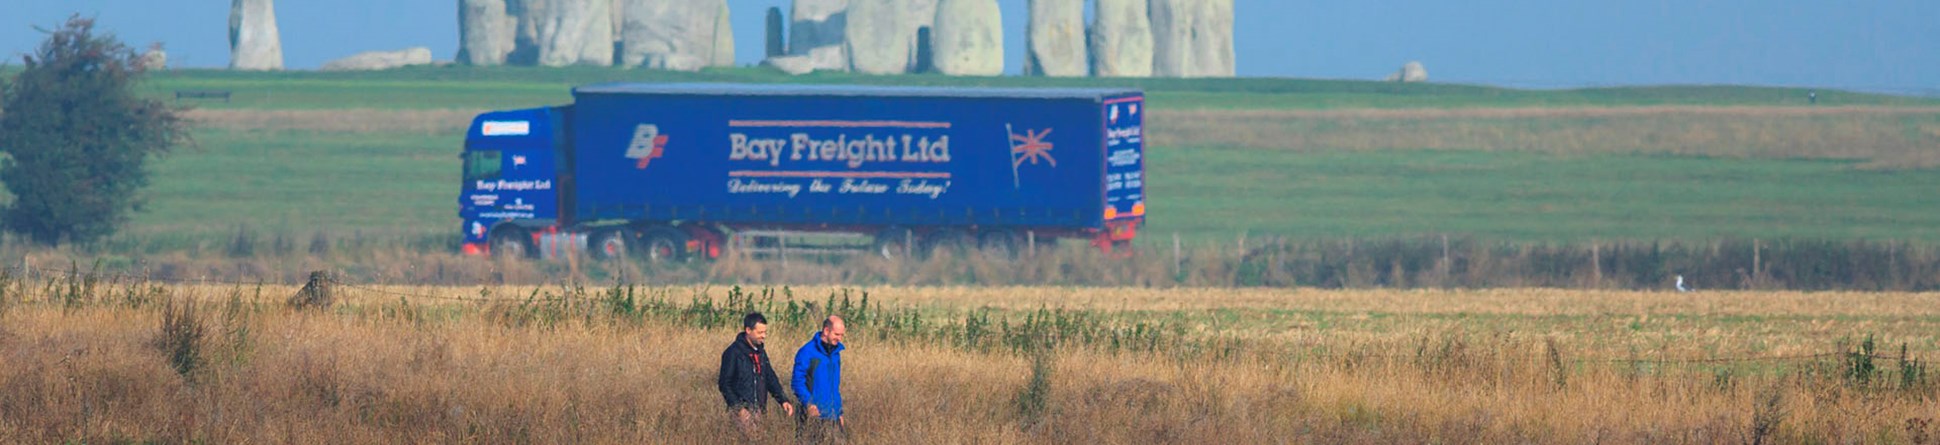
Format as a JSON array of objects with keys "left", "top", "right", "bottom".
[
  {"left": 641, "top": 227, "right": 689, "bottom": 262},
  {"left": 872, "top": 228, "right": 914, "bottom": 261},
  {"left": 590, "top": 229, "right": 631, "bottom": 260},
  {"left": 490, "top": 228, "right": 533, "bottom": 259},
  {"left": 923, "top": 229, "right": 973, "bottom": 259},
  {"left": 978, "top": 230, "right": 1020, "bottom": 259}
]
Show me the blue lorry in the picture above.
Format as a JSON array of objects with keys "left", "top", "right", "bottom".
[{"left": 459, "top": 83, "right": 1146, "bottom": 260}]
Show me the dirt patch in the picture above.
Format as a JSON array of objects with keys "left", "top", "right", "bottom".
[{"left": 187, "top": 108, "right": 484, "bottom": 133}]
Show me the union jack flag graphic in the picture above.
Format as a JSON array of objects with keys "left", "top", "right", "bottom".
[{"left": 1007, "top": 125, "right": 1057, "bottom": 189}]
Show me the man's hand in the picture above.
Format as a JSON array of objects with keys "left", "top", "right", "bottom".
[
  {"left": 781, "top": 402, "right": 795, "bottom": 417},
  {"left": 807, "top": 404, "right": 821, "bottom": 418}
]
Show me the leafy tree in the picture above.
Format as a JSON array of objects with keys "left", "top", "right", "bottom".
[{"left": 0, "top": 16, "right": 188, "bottom": 246}]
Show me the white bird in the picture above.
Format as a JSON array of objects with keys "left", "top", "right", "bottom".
[{"left": 1675, "top": 275, "right": 1691, "bottom": 292}]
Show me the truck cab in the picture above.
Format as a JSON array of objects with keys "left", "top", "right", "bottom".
[{"left": 459, "top": 107, "right": 566, "bottom": 257}]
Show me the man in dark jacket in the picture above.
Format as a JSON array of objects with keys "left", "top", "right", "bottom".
[
  {"left": 791, "top": 315, "right": 847, "bottom": 443},
  {"left": 718, "top": 312, "right": 794, "bottom": 442}
]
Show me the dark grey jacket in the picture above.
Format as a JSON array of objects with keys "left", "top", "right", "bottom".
[{"left": 718, "top": 332, "right": 791, "bottom": 411}]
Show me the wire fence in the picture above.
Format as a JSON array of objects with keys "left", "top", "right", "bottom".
[{"left": 3, "top": 264, "right": 569, "bottom": 303}]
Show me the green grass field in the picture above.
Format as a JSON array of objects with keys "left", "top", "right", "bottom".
[
  {"left": 73, "top": 67, "right": 1940, "bottom": 247},
  {"left": 1150, "top": 148, "right": 1940, "bottom": 242}
]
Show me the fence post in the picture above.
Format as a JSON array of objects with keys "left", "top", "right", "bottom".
[
  {"left": 1441, "top": 234, "right": 1450, "bottom": 264},
  {"left": 1173, "top": 232, "right": 1182, "bottom": 277},
  {"left": 1752, "top": 239, "right": 1762, "bottom": 288},
  {"left": 1591, "top": 241, "right": 1601, "bottom": 288},
  {"left": 1441, "top": 234, "right": 1452, "bottom": 279}
]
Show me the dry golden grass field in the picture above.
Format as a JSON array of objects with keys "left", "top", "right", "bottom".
[{"left": 1, "top": 271, "right": 1935, "bottom": 443}]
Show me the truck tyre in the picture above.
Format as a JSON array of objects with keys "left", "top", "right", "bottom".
[
  {"left": 590, "top": 229, "right": 631, "bottom": 260},
  {"left": 490, "top": 227, "right": 534, "bottom": 259},
  {"left": 873, "top": 228, "right": 914, "bottom": 261},
  {"left": 923, "top": 229, "right": 974, "bottom": 259},
  {"left": 978, "top": 230, "right": 1020, "bottom": 259},
  {"left": 641, "top": 227, "right": 689, "bottom": 262}
]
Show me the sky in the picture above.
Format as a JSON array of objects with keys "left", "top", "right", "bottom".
[{"left": 2, "top": 0, "right": 1935, "bottom": 94}]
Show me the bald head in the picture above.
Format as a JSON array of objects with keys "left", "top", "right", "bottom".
[{"left": 821, "top": 315, "right": 845, "bottom": 347}]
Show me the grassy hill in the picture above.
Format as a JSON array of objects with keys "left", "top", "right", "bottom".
[
  {"left": 140, "top": 66, "right": 1937, "bottom": 111},
  {"left": 48, "top": 67, "right": 1940, "bottom": 249}
]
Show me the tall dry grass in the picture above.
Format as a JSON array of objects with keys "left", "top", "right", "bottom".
[{"left": 1, "top": 276, "right": 1935, "bottom": 443}]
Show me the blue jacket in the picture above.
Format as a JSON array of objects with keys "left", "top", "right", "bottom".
[{"left": 791, "top": 331, "right": 844, "bottom": 419}]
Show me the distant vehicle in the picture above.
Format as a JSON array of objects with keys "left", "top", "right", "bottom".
[{"left": 458, "top": 83, "right": 1146, "bottom": 260}]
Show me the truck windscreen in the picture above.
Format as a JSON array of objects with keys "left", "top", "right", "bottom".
[{"left": 465, "top": 150, "right": 502, "bottom": 182}]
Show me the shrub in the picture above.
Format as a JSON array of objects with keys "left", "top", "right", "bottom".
[
  {"left": 154, "top": 296, "right": 206, "bottom": 382},
  {"left": 0, "top": 16, "right": 188, "bottom": 246}
]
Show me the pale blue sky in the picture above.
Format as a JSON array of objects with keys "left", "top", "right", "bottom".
[{"left": 2, "top": 0, "right": 1934, "bottom": 93}]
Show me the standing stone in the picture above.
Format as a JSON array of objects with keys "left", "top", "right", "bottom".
[
  {"left": 804, "top": 46, "right": 848, "bottom": 71},
  {"left": 1090, "top": 0, "right": 1151, "bottom": 77},
  {"left": 931, "top": 0, "right": 1002, "bottom": 76},
  {"left": 1385, "top": 61, "right": 1428, "bottom": 82},
  {"left": 610, "top": 0, "right": 625, "bottom": 48},
  {"left": 508, "top": 0, "right": 540, "bottom": 65},
  {"left": 139, "top": 46, "right": 168, "bottom": 71},
  {"left": 846, "top": 0, "right": 908, "bottom": 75},
  {"left": 765, "top": 7, "right": 786, "bottom": 58},
  {"left": 763, "top": 55, "right": 816, "bottom": 75},
  {"left": 1191, "top": 0, "right": 1235, "bottom": 77},
  {"left": 1150, "top": 0, "right": 1234, "bottom": 77},
  {"left": 711, "top": 1, "right": 734, "bottom": 66},
  {"left": 1026, "top": 0, "right": 1085, "bottom": 77},
  {"left": 1147, "top": 0, "right": 1187, "bottom": 77},
  {"left": 912, "top": 27, "right": 935, "bottom": 73},
  {"left": 322, "top": 47, "right": 435, "bottom": 71},
  {"left": 901, "top": 0, "right": 938, "bottom": 71},
  {"left": 513, "top": 0, "right": 613, "bottom": 67},
  {"left": 228, "top": 0, "right": 284, "bottom": 71},
  {"left": 550, "top": 0, "right": 614, "bottom": 66},
  {"left": 459, "top": 0, "right": 517, "bottom": 66},
  {"left": 789, "top": 0, "right": 849, "bottom": 71},
  {"left": 619, "top": 0, "right": 730, "bottom": 70}
]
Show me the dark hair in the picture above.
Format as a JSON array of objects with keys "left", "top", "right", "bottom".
[{"left": 742, "top": 312, "right": 767, "bottom": 330}]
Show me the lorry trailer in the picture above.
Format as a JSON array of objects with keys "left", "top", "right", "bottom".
[{"left": 459, "top": 83, "right": 1146, "bottom": 260}]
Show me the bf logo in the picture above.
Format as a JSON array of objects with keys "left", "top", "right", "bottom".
[{"left": 625, "top": 124, "right": 668, "bottom": 169}]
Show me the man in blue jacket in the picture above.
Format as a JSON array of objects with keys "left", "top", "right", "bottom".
[{"left": 792, "top": 315, "right": 847, "bottom": 443}]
